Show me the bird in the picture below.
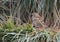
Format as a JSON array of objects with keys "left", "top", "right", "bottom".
[{"left": 32, "top": 12, "right": 47, "bottom": 30}]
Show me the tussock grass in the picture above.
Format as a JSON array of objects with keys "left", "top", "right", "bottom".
[
  {"left": 0, "top": 19, "right": 60, "bottom": 42},
  {"left": 0, "top": 0, "right": 60, "bottom": 42}
]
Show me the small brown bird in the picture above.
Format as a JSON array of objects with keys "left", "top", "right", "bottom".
[{"left": 32, "top": 13, "right": 47, "bottom": 30}]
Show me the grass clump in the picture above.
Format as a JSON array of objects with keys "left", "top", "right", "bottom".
[{"left": 0, "top": 16, "right": 60, "bottom": 42}]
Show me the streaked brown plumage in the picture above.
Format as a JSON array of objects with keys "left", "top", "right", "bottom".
[{"left": 32, "top": 13, "right": 47, "bottom": 30}]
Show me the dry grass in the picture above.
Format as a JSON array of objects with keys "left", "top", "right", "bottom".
[{"left": 0, "top": 0, "right": 60, "bottom": 42}]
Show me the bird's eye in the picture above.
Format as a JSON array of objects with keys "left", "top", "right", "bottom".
[{"left": 33, "top": 25, "right": 35, "bottom": 27}]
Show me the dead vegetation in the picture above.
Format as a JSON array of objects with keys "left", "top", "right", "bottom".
[{"left": 0, "top": 0, "right": 60, "bottom": 42}]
